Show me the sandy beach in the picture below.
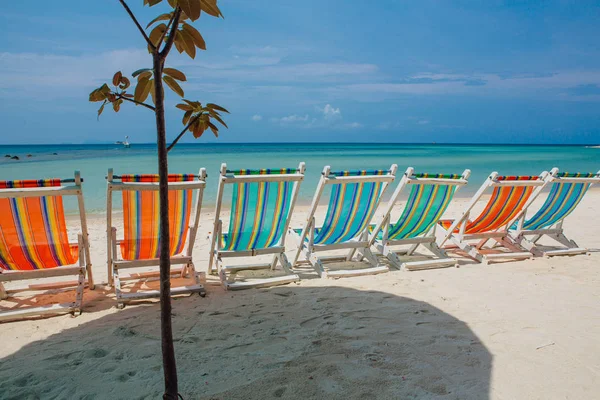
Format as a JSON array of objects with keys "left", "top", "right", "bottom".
[{"left": 1, "top": 190, "right": 599, "bottom": 399}]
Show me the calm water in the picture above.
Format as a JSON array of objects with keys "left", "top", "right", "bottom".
[{"left": 0, "top": 143, "right": 598, "bottom": 213}]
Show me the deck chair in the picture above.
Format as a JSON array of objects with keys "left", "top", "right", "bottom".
[
  {"left": 368, "top": 167, "right": 470, "bottom": 270},
  {"left": 107, "top": 169, "right": 206, "bottom": 307},
  {"left": 0, "top": 172, "right": 93, "bottom": 320},
  {"left": 510, "top": 168, "right": 600, "bottom": 257},
  {"left": 208, "top": 163, "right": 305, "bottom": 290},
  {"left": 291, "top": 165, "right": 397, "bottom": 278},
  {"left": 437, "top": 171, "right": 550, "bottom": 264}
]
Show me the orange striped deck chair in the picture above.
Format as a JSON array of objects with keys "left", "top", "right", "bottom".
[
  {"left": 437, "top": 170, "right": 550, "bottom": 264},
  {"left": 106, "top": 169, "right": 206, "bottom": 307},
  {"left": 0, "top": 172, "right": 93, "bottom": 321}
]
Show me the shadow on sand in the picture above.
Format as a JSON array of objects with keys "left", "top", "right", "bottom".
[{"left": 0, "top": 285, "right": 491, "bottom": 399}]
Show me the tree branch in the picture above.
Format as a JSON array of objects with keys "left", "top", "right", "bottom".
[
  {"left": 157, "top": 11, "right": 177, "bottom": 48},
  {"left": 118, "top": 94, "right": 156, "bottom": 111},
  {"left": 160, "top": 8, "right": 182, "bottom": 59},
  {"left": 167, "top": 113, "right": 202, "bottom": 152},
  {"left": 118, "top": 0, "right": 156, "bottom": 51}
]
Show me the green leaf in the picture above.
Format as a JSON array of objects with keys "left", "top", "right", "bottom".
[
  {"left": 138, "top": 71, "right": 153, "bottom": 81},
  {"left": 163, "top": 76, "right": 185, "bottom": 97},
  {"left": 173, "top": 31, "right": 185, "bottom": 53},
  {"left": 149, "top": 23, "right": 167, "bottom": 48},
  {"left": 164, "top": 68, "right": 187, "bottom": 81},
  {"left": 179, "top": 29, "right": 196, "bottom": 59},
  {"left": 112, "top": 71, "right": 122, "bottom": 87},
  {"left": 200, "top": 0, "right": 223, "bottom": 18},
  {"left": 97, "top": 101, "right": 106, "bottom": 118},
  {"left": 208, "top": 121, "right": 219, "bottom": 137},
  {"left": 206, "top": 103, "right": 230, "bottom": 113},
  {"left": 132, "top": 68, "right": 152, "bottom": 77},
  {"left": 182, "top": 23, "right": 206, "bottom": 50},
  {"left": 113, "top": 100, "right": 121, "bottom": 112},
  {"left": 176, "top": 103, "right": 193, "bottom": 111},
  {"left": 89, "top": 89, "right": 105, "bottom": 102},
  {"left": 209, "top": 111, "right": 228, "bottom": 128},
  {"left": 100, "top": 83, "right": 111, "bottom": 95},
  {"left": 134, "top": 77, "right": 152, "bottom": 103},
  {"left": 167, "top": 0, "right": 178, "bottom": 7},
  {"left": 145, "top": 0, "right": 163, "bottom": 6},
  {"left": 182, "top": 110, "right": 193, "bottom": 124},
  {"left": 178, "top": 0, "right": 201, "bottom": 21},
  {"left": 146, "top": 12, "right": 172, "bottom": 29}
]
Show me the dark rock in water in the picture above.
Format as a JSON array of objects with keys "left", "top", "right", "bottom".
[
  {"left": 11, "top": 156, "right": 19, "bottom": 160},
  {"left": 4, "top": 154, "right": 10, "bottom": 158},
  {"left": 27, "top": 154, "right": 32, "bottom": 157},
  {"left": 52, "top": 153, "right": 58, "bottom": 155}
]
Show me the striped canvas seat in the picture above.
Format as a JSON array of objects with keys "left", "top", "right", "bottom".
[
  {"left": 119, "top": 174, "right": 195, "bottom": 260},
  {"left": 0, "top": 180, "right": 78, "bottom": 270},
  {"left": 107, "top": 170, "right": 207, "bottom": 306},
  {"left": 0, "top": 173, "right": 92, "bottom": 320},
  {"left": 209, "top": 164, "right": 305, "bottom": 290},
  {"left": 374, "top": 177, "right": 458, "bottom": 241},
  {"left": 437, "top": 172, "right": 548, "bottom": 264},
  {"left": 517, "top": 172, "right": 595, "bottom": 231},
  {"left": 367, "top": 168, "right": 468, "bottom": 271},
  {"left": 507, "top": 170, "right": 600, "bottom": 257},
  {"left": 439, "top": 175, "right": 539, "bottom": 234},
  {"left": 220, "top": 173, "right": 295, "bottom": 251},
  {"left": 291, "top": 165, "right": 396, "bottom": 278},
  {"left": 312, "top": 172, "right": 386, "bottom": 245}
]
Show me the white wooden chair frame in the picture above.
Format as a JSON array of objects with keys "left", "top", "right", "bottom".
[
  {"left": 368, "top": 167, "right": 470, "bottom": 271},
  {"left": 438, "top": 170, "right": 551, "bottom": 264},
  {"left": 291, "top": 164, "right": 397, "bottom": 278},
  {"left": 0, "top": 171, "right": 94, "bottom": 321},
  {"left": 106, "top": 169, "right": 206, "bottom": 308},
  {"left": 208, "top": 163, "right": 305, "bottom": 290},
  {"left": 510, "top": 168, "right": 600, "bottom": 257}
]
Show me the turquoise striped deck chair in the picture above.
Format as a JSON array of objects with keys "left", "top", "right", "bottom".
[
  {"left": 291, "top": 165, "right": 397, "bottom": 278},
  {"left": 368, "top": 167, "right": 470, "bottom": 270},
  {"left": 209, "top": 163, "right": 305, "bottom": 290},
  {"left": 510, "top": 168, "right": 600, "bottom": 257}
]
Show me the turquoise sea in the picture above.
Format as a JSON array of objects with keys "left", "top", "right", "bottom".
[{"left": 0, "top": 143, "right": 598, "bottom": 213}]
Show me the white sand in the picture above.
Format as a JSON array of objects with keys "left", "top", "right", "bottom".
[{"left": 1, "top": 190, "right": 599, "bottom": 399}]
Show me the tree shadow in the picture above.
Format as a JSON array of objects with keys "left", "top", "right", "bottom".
[{"left": 0, "top": 285, "right": 491, "bottom": 399}]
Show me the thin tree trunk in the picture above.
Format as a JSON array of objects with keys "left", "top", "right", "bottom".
[{"left": 153, "top": 53, "right": 179, "bottom": 400}]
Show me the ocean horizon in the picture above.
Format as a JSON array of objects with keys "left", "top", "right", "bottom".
[{"left": 1, "top": 142, "right": 598, "bottom": 213}]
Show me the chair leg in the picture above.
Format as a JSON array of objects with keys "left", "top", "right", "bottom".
[
  {"left": 270, "top": 254, "right": 279, "bottom": 270},
  {"left": 278, "top": 252, "right": 294, "bottom": 274},
  {"left": 360, "top": 247, "right": 380, "bottom": 267},
  {"left": 73, "top": 267, "right": 86, "bottom": 315},
  {"left": 0, "top": 283, "right": 7, "bottom": 300},
  {"left": 113, "top": 266, "right": 125, "bottom": 309}
]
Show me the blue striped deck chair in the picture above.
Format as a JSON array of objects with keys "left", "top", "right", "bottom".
[
  {"left": 290, "top": 165, "right": 397, "bottom": 278},
  {"left": 0, "top": 172, "right": 93, "bottom": 321},
  {"left": 368, "top": 167, "right": 470, "bottom": 270},
  {"left": 106, "top": 169, "right": 207, "bottom": 307},
  {"left": 509, "top": 168, "right": 600, "bottom": 257},
  {"left": 208, "top": 163, "right": 305, "bottom": 290}
]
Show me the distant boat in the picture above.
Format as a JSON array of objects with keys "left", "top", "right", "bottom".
[{"left": 123, "top": 136, "right": 131, "bottom": 148}]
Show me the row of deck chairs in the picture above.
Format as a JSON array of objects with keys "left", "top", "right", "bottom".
[{"left": 0, "top": 165, "right": 598, "bottom": 320}]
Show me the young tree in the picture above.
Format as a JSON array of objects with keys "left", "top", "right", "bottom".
[{"left": 89, "top": 1, "right": 228, "bottom": 398}]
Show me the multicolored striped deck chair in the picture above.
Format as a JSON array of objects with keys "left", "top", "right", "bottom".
[
  {"left": 0, "top": 172, "right": 93, "bottom": 321},
  {"left": 290, "top": 165, "right": 397, "bottom": 278},
  {"left": 368, "top": 167, "right": 470, "bottom": 270},
  {"left": 509, "top": 168, "right": 600, "bottom": 257},
  {"left": 208, "top": 163, "right": 305, "bottom": 290},
  {"left": 437, "top": 170, "right": 550, "bottom": 264},
  {"left": 106, "top": 169, "right": 207, "bottom": 307}
]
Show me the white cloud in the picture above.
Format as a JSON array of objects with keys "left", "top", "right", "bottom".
[
  {"left": 321, "top": 104, "right": 341, "bottom": 120},
  {"left": 417, "top": 120, "right": 430, "bottom": 125},
  {"left": 271, "top": 114, "right": 310, "bottom": 124},
  {"left": 343, "top": 122, "right": 363, "bottom": 129},
  {"left": 251, "top": 114, "right": 263, "bottom": 121}
]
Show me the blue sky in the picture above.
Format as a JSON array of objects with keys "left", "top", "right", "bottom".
[{"left": 1, "top": 0, "right": 600, "bottom": 144}]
